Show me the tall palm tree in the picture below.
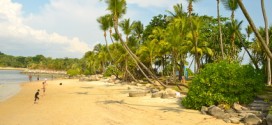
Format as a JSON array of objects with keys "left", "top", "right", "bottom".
[
  {"left": 97, "top": 15, "right": 114, "bottom": 61},
  {"left": 261, "top": 0, "right": 271, "bottom": 85},
  {"left": 105, "top": 0, "right": 167, "bottom": 87},
  {"left": 132, "top": 21, "right": 144, "bottom": 43},
  {"left": 187, "top": 0, "right": 201, "bottom": 73},
  {"left": 237, "top": 0, "right": 272, "bottom": 59},
  {"left": 119, "top": 18, "right": 135, "bottom": 81},
  {"left": 222, "top": 0, "right": 238, "bottom": 21},
  {"left": 119, "top": 19, "right": 134, "bottom": 41},
  {"left": 187, "top": 0, "right": 201, "bottom": 17},
  {"left": 225, "top": 20, "right": 242, "bottom": 59},
  {"left": 166, "top": 3, "right": 186, "bottom": 18},
  {"left": 217, "top": 0, "right": 225, "bottom": 59}
]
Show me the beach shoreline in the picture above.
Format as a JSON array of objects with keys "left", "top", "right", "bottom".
[
  {"left": 0, "top": 79, "right": 239, "bottom": 125},
  {"left": 0, "top": 67, "right": 26, "bottom": 70}
]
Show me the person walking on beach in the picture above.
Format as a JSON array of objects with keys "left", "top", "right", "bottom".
[
  {"left": 34, "top": 89, "right": 40, "bottom": 104},
  {"left": 37, "top": 75, "right": 39, "bottom": 81},
  {"left": 42, "top": 81, "right": 46, "bottom": 96}
]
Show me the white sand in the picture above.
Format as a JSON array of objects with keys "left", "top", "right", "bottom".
[{"left": 0, "top": 79, "right": 240, "bottom": 125}]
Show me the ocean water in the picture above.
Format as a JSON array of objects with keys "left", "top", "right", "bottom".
[
  {"left": 0, "top": 70, "right": 29, "bottom": 84},
  {"left": 0, "top": 70, "right": 28, "bottom": 102}
]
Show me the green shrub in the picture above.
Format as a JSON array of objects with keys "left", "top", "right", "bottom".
[
  {"left": 103, "top": 65, "right": 120, "bottom": 77},
  {"left": 67, "top": 69, "right": 81, "bottom": 76},
  {"left": 181, "top": 61, "right": 265, "bottom": 110}
]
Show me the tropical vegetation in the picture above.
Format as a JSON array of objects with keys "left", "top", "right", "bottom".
[{"left": 1, "top": 0, "right": 272, "bottom": 109}]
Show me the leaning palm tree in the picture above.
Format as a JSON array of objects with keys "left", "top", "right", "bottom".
[
  {"left": 237, "top": 0, "right": 272, "bottom": 59},
  {"left": 105, "top": 0, "right": 167, "bottom": 87},
  {"left": 261, "top": 0, "right": 271, "bottom": 85}
]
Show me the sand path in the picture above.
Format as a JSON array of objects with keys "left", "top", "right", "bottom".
[{"left": 0, "top": 79, "right": 239, "bottom": 125}]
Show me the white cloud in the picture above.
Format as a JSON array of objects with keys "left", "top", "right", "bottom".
[
  {"left": 0, "top": 0, "right": 94, "bottom": 58},
  {"left": 0, "top": 0, "right": 188, "bottom": 58}
]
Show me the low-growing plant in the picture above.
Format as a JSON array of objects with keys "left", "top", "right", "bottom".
[
  {"left": 67, "top": 69, "right": 81, "bottom": 77},
  {"left": 182, "top": 61, "right": 265, "bottom": 110},
  {"left": 103, "top": 65, "right": 120, "bottom": 77}
]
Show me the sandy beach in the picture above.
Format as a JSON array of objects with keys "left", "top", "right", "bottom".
[{"left": 0, "top": 79, "right": 239, "bottom": 125}]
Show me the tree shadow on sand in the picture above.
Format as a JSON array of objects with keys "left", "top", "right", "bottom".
[
  {"left": 80, "top": 86, "right": 94, "bottom": 89},
  {"left": 96, "top": 98, "right": 199, "bottom": 114}
]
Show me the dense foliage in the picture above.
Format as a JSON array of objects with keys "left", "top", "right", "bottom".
[
  {"left": 0, "top": 52, "right": 80, "bottom": 71},
  {"left": 182, "top": 61, "right": 265, "bottom": 110}
]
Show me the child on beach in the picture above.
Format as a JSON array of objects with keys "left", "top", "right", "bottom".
[{"left": 34, "top": 89, "right": 40, "bottom": 104}]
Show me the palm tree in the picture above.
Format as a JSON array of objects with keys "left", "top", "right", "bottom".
[
  {"left": 97, "top": 15, "right": 114, "bottom": 61},
  {"left": 245, "top": 25, "right": 253, "bottom": 41},
  {"left": 187, "top": 0, "right": 201, "bottom": 73},
  {"left": 187, "top": 0, "right": 201, "bottom": 17},
  {"left": 119, "top": 19, "right": 134, "bottom": 41},
  {"left": 237, "top": 0, "right": 272, "bottom": 60},
  {"left": 225, "top": 20, "right": 242, "bottom": 59},
  {"left": 261, "top": 0, "right": 271, "bottom": 85},
  {"left": 119, "top": 18, "right": 136, "bottom": 81},
  {"left": 132, "top": 21, "right": 144, "bottom": 43},
  {"left": 222, "top": 0, "right": 238, "bottom": 21},
  {"left": 166, "top": 3, "right": 186, "bottom": 18},
  {"left": 217, "top": 0, "right": 225, "bottom": 59},
  {"left": 105, "top": 0, "right": 167, "bottom": 87},
  {"left": 165, "top": 17, "right": 189, "bottom": 83}
]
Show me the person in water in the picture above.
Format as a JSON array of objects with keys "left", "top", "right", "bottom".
[{"left": 34, "top": 89, "right": 40, "bottom": 104}]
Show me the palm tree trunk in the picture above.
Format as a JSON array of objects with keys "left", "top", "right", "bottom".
[
  {"left": 104, "top": 32, "right": 114, "bottom": 63},
  {"left": 217, "top": 0, "right": 225, "bottom": 59},
  {"left": 236, "top": 32, "right": 259, "bottom": 70},
  {"left": 113, "top": 17, "right": 167, "bottom": 88},
  {"left": 237, "top": 0, "right": 272, "bottom": 60},
  {"left": 172, "top": 51, "right": 176, "bottom": 83},
  {"left": 126, "top": 68, "right": 138, "bottom": 82},
  {"left": 261, "top": 0, "right": 271, "bottom": 85}
]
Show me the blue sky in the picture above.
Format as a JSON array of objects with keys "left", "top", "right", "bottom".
[{"left": 0, "top": 0, "right": 271, "bottom": 58}]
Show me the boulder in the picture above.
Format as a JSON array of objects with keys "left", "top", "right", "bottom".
[
  {"left": 201, "top": 106, "right": 208, "bottom": 115},
  {"left": 208, "top": 106, "right": 226, "bottom": 119},
  {"left": 150, "top": 88, "right": 160, "bottom": 93},
  {"left": 165, "top": 88, "right": 177, "bottom": 96},
  {"left": 223, "top": 118, "right": 231, "bottom": 123},
  {"left": 243, "top": 113, "right": 262, "bottom": 125},
  {"left": 151, "top": 92, "right": 163, "bottom": 98},
  {"left": 229, "top": 117, "right": 241, "bottom": 124},
  {"left": 267, "top": 114, "right": 272, "bottom": 125},
  {"left": 161, "top": 91, "right": 176, "bottom": 99},
  {"left": 233, "top": 103, "right": 248, "bottom": 112}
]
